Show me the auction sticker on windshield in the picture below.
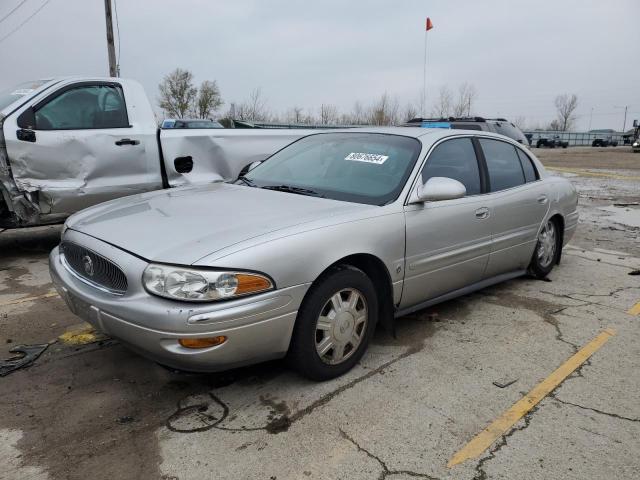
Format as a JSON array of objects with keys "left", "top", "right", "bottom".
[{"left": 345, "top": 152, "right": 389, "bottom": 165}]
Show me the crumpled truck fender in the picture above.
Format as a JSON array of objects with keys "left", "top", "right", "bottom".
[{"left": 159, "top": 129, "right": 318, "bottom": 187}]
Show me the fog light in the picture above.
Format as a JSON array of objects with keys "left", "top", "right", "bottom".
[{"left": 178, "top": 336, "right": 227, "bottom": 349}]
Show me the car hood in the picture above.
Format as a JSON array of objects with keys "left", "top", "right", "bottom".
[{"left": 67, "top": 183, "right": 372, "bottom": 264}]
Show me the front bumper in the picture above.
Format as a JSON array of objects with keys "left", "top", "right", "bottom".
[{"left": 49, "top": 230, "right": 310, "bottom": 372}]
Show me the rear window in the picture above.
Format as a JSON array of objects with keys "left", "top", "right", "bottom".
[
  {"left": 517, "top": 149, "right": 538, "bottom": 182},
  {"left": 493, "top": 122, "right": 527, "bottom": 144},
  {"left": 480, "top": 138, "right": 525, "bottom": 191}
]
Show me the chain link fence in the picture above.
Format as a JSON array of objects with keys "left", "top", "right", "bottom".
[{"left": 523, "top": 131, "right": 628, "bottom": 147}]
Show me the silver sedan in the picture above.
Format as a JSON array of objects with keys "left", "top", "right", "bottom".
[{"left": 50, "top": 128, "right": 578, "bottom": 380}]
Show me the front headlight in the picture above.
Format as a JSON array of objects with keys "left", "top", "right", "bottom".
[{"left": 142, "top": 264, "right": 273, "bottom": 302}]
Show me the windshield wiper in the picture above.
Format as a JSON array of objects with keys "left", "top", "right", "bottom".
[
  {"left": 261, "top": 184, "right": 324, "bottom": 198},
  {"left": 236, "top": 176, "right": 256, "bottom": 187}
]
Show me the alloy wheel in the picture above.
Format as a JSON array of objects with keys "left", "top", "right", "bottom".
[
  {"left": 537, "top": 220, "right": 557, "bottom": 268},
  {"left": 315, "top": 288, "right": 368, "bottom": 365}
]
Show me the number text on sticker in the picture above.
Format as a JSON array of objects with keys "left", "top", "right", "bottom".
[{"left": 345, "top": 152, "right": 389, "bottom": 165}]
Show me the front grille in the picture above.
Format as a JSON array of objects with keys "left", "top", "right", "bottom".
[{"left": 61, "top": 242, "right": 128, "bottom": 295}]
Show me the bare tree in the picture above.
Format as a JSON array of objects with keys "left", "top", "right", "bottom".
[
  {"left": 319, "top": 104, "right": 339, "bottom": 125},
  {"left": 453, "top": 82, "right": 477, "bottom": 117},
  {"left": 233, "top": 88, "right": 271, "bottom": 121},
  {"left": 194, "top": 80, "right": 223, "bottom": 119},
  {"left": 246, "top": 88, "right": 270, "bottom": 121},
  {"left": 512, "top": 116, "right": 527, "bottom": 130},
  {"left": 402, "top": 102, "right": 418, "bottom": 122},
  {"left": 368, "top": 93, "right": 400, "bottom": 126},
  {"left": 286, "top": 106, "right": 304, "bottom": 124},
  {"left": 431, "top": 86, "right": 453, "bottom": 118},
  {"left": 350, "top": 101, "right": 366, "bottom": 124},
  {"left": 548, "top": 119, "right": 562, "bottom": 131},
  {"left": 158, "top": 68, "right": 197, "bottom": 118},
  {"left": 554, "top": 93, "right": 578, "bottom": 131}
]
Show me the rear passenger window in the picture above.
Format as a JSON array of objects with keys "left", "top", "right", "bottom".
[
  {"left": 480, "top": 139, "right": 525, "bottom": 192},
  {"left": 516, "top": 149, "right": 538, "bottom": 182},
  {"left": 422, "top": 138, "right": 481, "bottom": 195}
]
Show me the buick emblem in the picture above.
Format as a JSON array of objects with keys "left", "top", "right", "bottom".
[{"left": 82, "top": 255, "right": 94, "bottom": 277}]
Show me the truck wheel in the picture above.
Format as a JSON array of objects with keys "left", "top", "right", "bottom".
[
  {"left": 288, "top": 266, "right": 377, "bottom": 381},
  {"left": 528, "top": 218, "right": 561, "bottom": 279},
  {"left": 536, "top": 141, "right": 543, "bottom": 148}
]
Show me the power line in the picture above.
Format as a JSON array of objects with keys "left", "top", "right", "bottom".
[
  {"left": 0, "top": 0, "right": 29, "bottom": 25},
  {"left": 0, "top": 0, "right": 52, "bottom": 44}
]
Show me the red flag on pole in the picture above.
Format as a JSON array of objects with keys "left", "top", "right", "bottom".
[{"left": 426, "top": 17, "right": 433, "bottom": 31}]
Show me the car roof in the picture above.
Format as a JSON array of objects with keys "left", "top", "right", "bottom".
[{"left": 309, "top": 126, "right": 518, "bottom": 144}]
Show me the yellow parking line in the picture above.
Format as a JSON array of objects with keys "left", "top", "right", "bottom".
[
  {"left": 0, "top": 291, "right": 59, "bottom": 307},
  {"left": 547, "top": 166, "right": 640, "bottom": 181},
  {"left": 447, "top": 328, "right": 616, "bottom": 468},
  {"left": 628, "top": 302, "right": 640, "bottom": 316}
]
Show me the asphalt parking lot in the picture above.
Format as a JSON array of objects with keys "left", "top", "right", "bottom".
[{"left": 1, "top": 147, "right": 639, "bottom": 480}]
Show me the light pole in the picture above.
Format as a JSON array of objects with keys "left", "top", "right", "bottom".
[
  {"left": 614, "top": 105, "right": 628, "bottom": 134},
  {"left": 588, "top": 107, "right": 593, "bottom": 131}
]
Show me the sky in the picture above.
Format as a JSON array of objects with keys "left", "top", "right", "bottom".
[{"left": 0, "top": 0, "right": 638, "bottom": 130}]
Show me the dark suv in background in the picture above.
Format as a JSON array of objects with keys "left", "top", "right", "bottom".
[{"left": 404, "top": 117, "right": 529, "bottom": 145}]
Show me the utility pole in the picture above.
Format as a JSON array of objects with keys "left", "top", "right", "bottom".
[
  {"left": 104, "top": 0, "right": 118, "bottom": 77},
  {"left": 588, "top": 107, "right": 593, "bottom": 131}
]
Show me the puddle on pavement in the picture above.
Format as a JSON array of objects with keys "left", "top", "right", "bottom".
[{"left": 598, "top": 205, "right": 640, "bottom": 228}]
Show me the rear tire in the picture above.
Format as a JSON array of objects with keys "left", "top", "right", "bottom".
[
  {"left": 288, "top": 266, "right": 377, "bottom": 381},
  {"left": 528, "top": 218, "right": 561, "bottom": 279}
]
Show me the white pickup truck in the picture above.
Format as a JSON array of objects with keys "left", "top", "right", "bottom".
[{"left": 0, "top": 77, "right": 314, "bottom": 228}]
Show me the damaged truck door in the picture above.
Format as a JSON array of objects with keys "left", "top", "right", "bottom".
[{"left": 3, "top": 80, "right": 163, "bottom": 223}]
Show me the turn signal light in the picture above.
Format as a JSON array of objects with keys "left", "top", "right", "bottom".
[
  {"left": 179, "top": 336, "right": 227, "bottom": 349},
  {"left": 235, "top": 274, "right": 272, "bottom": 295}
]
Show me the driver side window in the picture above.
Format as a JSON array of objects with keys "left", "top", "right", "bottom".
[
  {"left": 421, "top": 138, "right": 481, "bottom": 195},
  {"left": 34, "top": 84, "right": 128, "bottom": 130}
]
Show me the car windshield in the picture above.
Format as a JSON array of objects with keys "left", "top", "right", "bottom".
[
  {"left": 242, "top": 132, "right": 422, "bottom": 206},
  {"left": 0, "top": 80, "right": 49, "bottom": 111}
]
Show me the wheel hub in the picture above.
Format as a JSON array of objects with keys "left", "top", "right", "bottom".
[{"left": 333, "top": 311, "right": 355, "bottom": 343}]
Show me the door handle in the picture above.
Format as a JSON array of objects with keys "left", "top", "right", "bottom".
[
  {"left": 475, "top": 207, "right": 490, "bottom": 219},
  {"left": 16, "top": 129, "right": 36, "bottom": 143},
  {"left": 537, "top": 195, "right": 548, "bottom": 204},
  {"left": 115, "top": 138, "right": 140, "bottom": 146}
]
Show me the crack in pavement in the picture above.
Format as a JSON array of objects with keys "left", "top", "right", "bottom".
[
  {"left": 564, "top": 251, "right": 640, "bottom": 270},
  {"left": 472, "top": 405, "right": 539, "bottom": 480},
  {"left": 550, "top": 395, "right": 640, "bottom": 423},
  {"left": 166, "top": 344, "right": 425, "bottom": 435},
  {"left": 339, "top": 428, "right": 441, "bottom": 480},
  {"left": 467, "top": 283, "right": 632, "bottom": 477}
]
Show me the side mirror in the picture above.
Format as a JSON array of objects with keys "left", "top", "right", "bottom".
[{"left": 410, "top": 177, "right": 466, "bottom": 203}]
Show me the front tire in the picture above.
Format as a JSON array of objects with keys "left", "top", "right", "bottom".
[
  {"left": 528, "top": 218, "right": 561, "bottom": 279},
  {"left": 288, "top": 266, "right": 378, "bottom": 381}
]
